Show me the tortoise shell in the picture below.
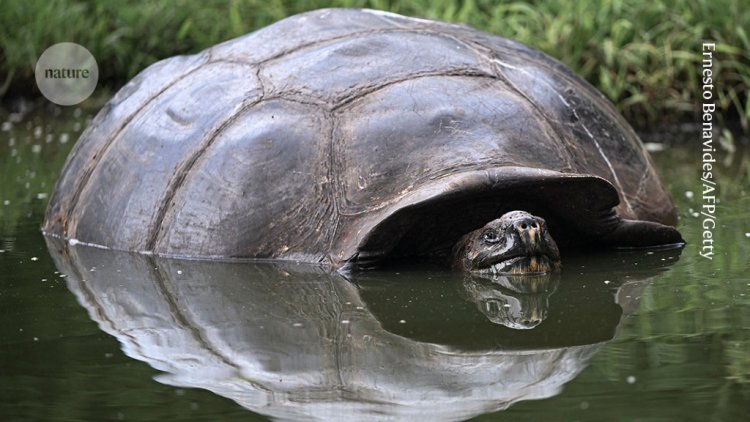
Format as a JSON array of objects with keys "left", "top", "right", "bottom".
[{"left": 43, "top": 8, "right": 681, "bottom": 269}]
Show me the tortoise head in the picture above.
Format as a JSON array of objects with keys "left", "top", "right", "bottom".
[{"left": 452, "top": 211, "right": 561, "bottom": 274}]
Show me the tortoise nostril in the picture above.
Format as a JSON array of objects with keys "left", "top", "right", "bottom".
[{"left": 515, "top": 218, "right": 540, "bottom": 233}]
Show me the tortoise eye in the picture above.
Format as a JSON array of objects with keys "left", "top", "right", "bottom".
[{"left": 483, "top": 230, "right": 500, "bottom": 244}]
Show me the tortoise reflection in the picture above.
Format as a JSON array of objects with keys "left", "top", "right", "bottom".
[
  {"left": 46, "top": 238, "right": 680, "bottom": 421},
  {"left": 462, "top": 274, "right": 559, "bottom": 329}
]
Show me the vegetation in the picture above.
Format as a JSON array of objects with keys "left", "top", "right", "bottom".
[{"left": 1, "top": 0, "right": 749, "bottom": 129}]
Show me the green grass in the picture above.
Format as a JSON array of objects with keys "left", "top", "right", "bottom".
[{"left": 1, "top": 0, "right": 749, "bottom": 129}]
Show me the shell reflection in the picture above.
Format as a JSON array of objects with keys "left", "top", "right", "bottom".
[{"left": 46, "top": 238, "right": 679, "bottom": 421}]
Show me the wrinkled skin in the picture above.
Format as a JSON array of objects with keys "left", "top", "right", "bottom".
[{"left": 452, "top": 211, "right": 562, "bottom": 274}]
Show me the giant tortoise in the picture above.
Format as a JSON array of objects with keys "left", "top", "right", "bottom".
[{"left": 42, "top": 8, "right": 683, "bottom": 273}]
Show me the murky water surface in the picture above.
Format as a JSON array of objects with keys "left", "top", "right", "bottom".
[{"left": 1, "top": 102, "right": 748, "bottom": 421}]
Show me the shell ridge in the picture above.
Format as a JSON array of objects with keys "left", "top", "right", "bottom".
[
  {"left": 492, "top": 58, "right": 634, "bottom": 215},
  {"left": 147, "top": 68, "right": 267, "bottom": 252},
  {"left": 257, "top": 26, "right": 499, "bottom": 108},
  {"left": 332, "top": 68, "right": 496, "bottom": 111},
  {"left": 325, "top": 110, "right": 343, "bottom": 265},
  {"left": 575, "top": 117, "right": 633, "bottom": 214},
  {"left": 63, "top": 54, "right": 210, "bottom": 238},
  {"left": 487, "top": 59, "right": 577, "bottom": 171},
  {"left": 254, "top": 28, "right": 418, "bottom": 67},
  {"left": 462, "top": 31, "right": 639, "bottom": 216},
  {"left": 442, "top": 31, "right": 578, "bottom": 171}
]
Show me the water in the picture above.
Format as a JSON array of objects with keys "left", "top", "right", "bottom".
[{"left": 1, "top": 102, "right": 748, "bottom": 421}]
